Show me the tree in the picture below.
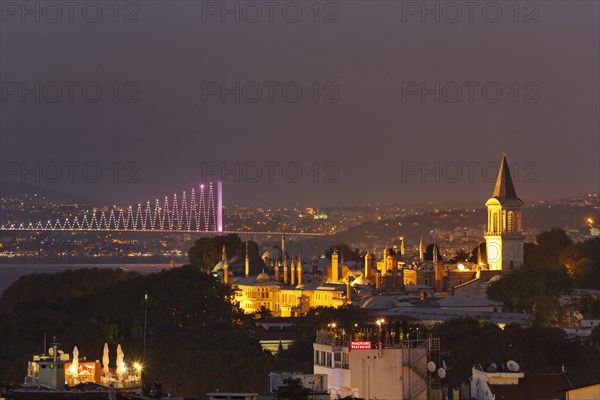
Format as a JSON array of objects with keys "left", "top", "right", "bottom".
[
  {"left": 256, "top": 306, "right": 272, "bottom": 319},
  {"left": 468, "top": 243, "right": 486, "bottom": 263},
  {"left": 424, "top": 244, "right": 443, "bottom": 261},
  {"left": 130, "top": 319, "right": 144, "bottom": 341},
  {"left": 450, "top": 249, "right": 470, "bottom": 263},
  {"left": 592, "top": 325, "right": 600, "bottom": 348},
  {"left": 526, "top": 228, "right": 573, "bottom": 268},
  {"left": 187, "top": 234, "right": 259, "bottom": 272},
  {"left": 487, "top": 264, "right": 573, "bottom": 325},
  {"left": 274, "top": 378, "right": 311, "bottom": 400},
  {"left": 559, "top": 238, "right": 600, "bottom": 289}
]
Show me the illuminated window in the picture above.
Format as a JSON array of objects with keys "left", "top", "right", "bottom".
[
  {"left": 507, "top": 211, "right": 515, "bottom": 233},
  {"left": 493, "top": 212, "right": 499, "bottom": 233}
]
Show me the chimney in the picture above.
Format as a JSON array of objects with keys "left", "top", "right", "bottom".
[
  {"left": 364, "top": 252, "right": 373, "bottom": 279},
  {"left": 346, "top": 280, "right": 352, "bottom": 301}
]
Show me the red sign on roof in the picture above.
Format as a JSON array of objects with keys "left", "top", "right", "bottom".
[{"left": 350, "top": 341, "right": 372, "bottom": 350}]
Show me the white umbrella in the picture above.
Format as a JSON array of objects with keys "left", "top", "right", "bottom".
[
  {"left": 102, "top": 343, "right": 109, "bottom": 375},
  {"left": 116, "top": 344, "right": 125, "bottom": 377},
  {"left": 72, "top": 346, "right": 79, "bottom": 378}
]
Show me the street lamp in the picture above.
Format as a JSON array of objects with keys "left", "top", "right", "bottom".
[{"left": 143, "top": 292, "right": 148, "bottom": 360}]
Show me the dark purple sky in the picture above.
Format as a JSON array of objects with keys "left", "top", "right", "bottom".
[{"left": 1, "top": 1, "right": 598, "bottom": 207}]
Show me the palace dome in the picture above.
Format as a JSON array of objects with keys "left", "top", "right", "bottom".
[{"left": 256, "top": 271, "right": 271, "bottom": 282}]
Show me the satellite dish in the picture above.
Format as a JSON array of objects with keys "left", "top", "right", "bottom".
[
  {"left": 427, "top": 361, "right": 436, "bottom": 372},
  {"left": 442, "top": 360, "right": 447, "bottom": 370},
  {"left": 438, "top": 368, "right": 447, "bottom": 379},
  {"left": 507, "top": 360, "right": 520, "bottom": 372},
  {"left": 58, "top": 350, "right": 64, "bottom": 355},
  {"left": 487, "top": 363, "right": 497, "bottom": 372},
  {"left": 48, "top": 348, "right": 54, "bottom": 356}
]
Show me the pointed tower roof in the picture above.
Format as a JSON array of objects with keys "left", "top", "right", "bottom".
[{"left": 492, "top": 154, "right": 518, "bottom": 200}]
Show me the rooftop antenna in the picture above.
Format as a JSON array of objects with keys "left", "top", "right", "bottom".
[
  {"left": 507, "top": 360, "right": 520, "bottom": 372},
  {"left": 427, "top": 361, "right": 437, "bottom": 373},
  {"left": 438, "top": 368, "right": 446, "bottom": 379}
]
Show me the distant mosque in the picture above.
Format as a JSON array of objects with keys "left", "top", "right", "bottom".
[{"left": 217, "top": 153, "right": 524, "bottom": 316}]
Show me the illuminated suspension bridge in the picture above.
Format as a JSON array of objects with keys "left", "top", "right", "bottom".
[{"left": 0, "top": 181, "right": 325, "bottom": 236}]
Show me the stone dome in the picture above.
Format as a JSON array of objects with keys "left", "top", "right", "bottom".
[{"left": 256, "top": 270, "right": 271, "bottom": 282}]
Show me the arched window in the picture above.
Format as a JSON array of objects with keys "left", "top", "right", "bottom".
[
  {"left": 507, "top": 211, "right": 515, "bottom": 234},
  {"left": 492, "top": 212, "right": 499, "bottom": 233}
]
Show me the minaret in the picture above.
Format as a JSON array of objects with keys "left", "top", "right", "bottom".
[
  {"left": 275, "top": 258, "right": 280, "bottom": 281},
  {"left": 331, "top": 250, "right": 339, "bottom": 282},
  {"left": 364, "top": 252, "right": 373, "bottom": 278},
  {"left": 281, "top": 227, "right": 287, "bottom": 283},
  {"left": 245, "top": 242, "right": 250, "bottom": 277},
  {"left": 400, "top": 236, "right": 405, "bottom": 259},
  {"left": 291, "top": 257, "right": 296, "bottom": 285},
  {"left": 433, "top": 243, "right": 442, "bottom": 292},
  {"left": 419, "top": 237, "right": 424, "bottom": 262},
  {"left": 485, "top": 153, "right": 524, "bottom": 272},
  {"left": 222, "top": 245, "right": 229, "bottom": 285},
  {"left": 281, "top": 227, "right": 286, "bottom": 262},
  {"left": 297, "top": 258, "right": 302, "bottom": 285}
]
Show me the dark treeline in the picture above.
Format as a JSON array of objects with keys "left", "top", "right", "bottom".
[{"left": 0, "top": 266, "right": 306, "bottom": 398}]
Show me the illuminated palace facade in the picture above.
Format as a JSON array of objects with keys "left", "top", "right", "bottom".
[
  {"left": 221, "top": 154, "right": 524, "bottom": 316},
  {"left": 218, "top": 242, "right": 349, "bottom": 317}
]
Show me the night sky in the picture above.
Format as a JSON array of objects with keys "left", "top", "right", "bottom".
[{"left": 1, "top": 1, "right": 598, "bottom": 207}]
